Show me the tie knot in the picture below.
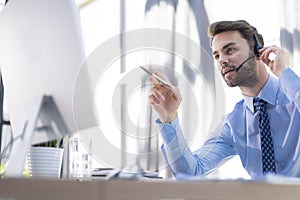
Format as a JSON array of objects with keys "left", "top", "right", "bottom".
[{"left": 253, "top": 98, "right": 267, "bottom": 112}]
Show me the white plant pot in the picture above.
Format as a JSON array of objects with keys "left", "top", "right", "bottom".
[{"left": 27, "top": 147, "right": 64, "bottom": 178}]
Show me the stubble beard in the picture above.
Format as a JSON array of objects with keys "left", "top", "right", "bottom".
[{"left": 224, "top": 59, "right": 258, "bottom": 88}]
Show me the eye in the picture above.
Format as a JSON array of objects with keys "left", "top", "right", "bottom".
[
  {"left": 214, "top": 54, "right": 219, "bottom": 60},
  {"left": 226, "top": 47, "right": 233, "bottom": 55}
]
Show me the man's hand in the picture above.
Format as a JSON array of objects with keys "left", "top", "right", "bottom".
[
  {"left": 259, "top": 46, "right": 290, "bottom": 77},
  {"left": 149, "top": 71, "right": 181, "bottom": 123}
]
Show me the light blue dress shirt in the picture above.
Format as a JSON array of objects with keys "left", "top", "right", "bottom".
[{"left": 158, "top": 68, "right": 300, "bottom": 179}]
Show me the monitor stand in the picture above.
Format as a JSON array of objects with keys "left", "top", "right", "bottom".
[{"left": 5, "top": 95, "right": 70, "bottom": 178}]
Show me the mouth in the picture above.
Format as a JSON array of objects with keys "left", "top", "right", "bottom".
[{"left": 222, "top": 68, "right": 235, "bottom": 76}]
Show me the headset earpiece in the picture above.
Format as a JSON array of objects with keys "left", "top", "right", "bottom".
[{"left": 252, "top": 26, "right": 263, "bottom": 57}]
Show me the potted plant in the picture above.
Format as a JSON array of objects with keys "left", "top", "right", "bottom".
[{"left": 27, "top": 137, "right": 65, "bottom": 178}]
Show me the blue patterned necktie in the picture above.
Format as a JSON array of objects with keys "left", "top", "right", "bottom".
[{"left": 253, "top": 98, "right": 276, "bottom": 174}]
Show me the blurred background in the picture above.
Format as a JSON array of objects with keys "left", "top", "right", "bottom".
[{"left": 0, "top": 0, "right": 299, "bottom": 179}]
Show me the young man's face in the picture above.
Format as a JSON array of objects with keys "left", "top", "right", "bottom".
[{"left": 211, "top": 30, "right": 257, "bottom": 87}]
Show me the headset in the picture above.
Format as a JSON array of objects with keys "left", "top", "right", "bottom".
[
  {"left": 234, "top": 25, "right": 264, "bottom": 72},
  {"left": 252, "top": 26, "right": 263, "bottom": 57}
]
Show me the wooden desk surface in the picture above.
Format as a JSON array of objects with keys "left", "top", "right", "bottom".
[{"left": 0, "top": 178, "right": 300, "bottom": 200}]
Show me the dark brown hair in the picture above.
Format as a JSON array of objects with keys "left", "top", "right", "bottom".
[{"left": 208, "top": 20, "right": 264, "bottom": 51}]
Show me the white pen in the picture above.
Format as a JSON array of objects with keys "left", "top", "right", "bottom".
[{"left": 140, "top": 66, "right": 171, "bottom": 87}]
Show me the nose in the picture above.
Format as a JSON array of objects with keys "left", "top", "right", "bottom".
[{"left": 217, "top": 54, "right": 228, "bottom": 69}]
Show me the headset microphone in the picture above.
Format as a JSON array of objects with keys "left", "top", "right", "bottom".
[{"left": 234, "top": 55, "right": 255, "bottom": 72}]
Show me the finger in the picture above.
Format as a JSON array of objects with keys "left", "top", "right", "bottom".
[
  {"left": 259, "top": 46, "right": 271, "bottom": 61},
  {"left": 259, "top": 46, "right": 277, "bottom": 66},
  {"left": 171, "top": 88, "right": 182, "bottom": 102},
  {"left": 148, "top": 71, "right": 166, "bottom": 85},
  {"left": 168, "top": 86, "right": 181, "bottom": 100},
  {"left": 261, "top": 54, "right": 271, "bottom": 66},
  {"left": 157, "top": 85, "right": 180, "bottom": 102},
  {"left": 152, "top": 71, "right": 172, "bottom": 87},
  {"left": 149, "top": 75, "right": 161, "bottom": 85},
  {"left": 260, "top": 45, "right": 280, "bottom": 57},
  {"left": 150, "top": 74, "right": 173, "bottom": 92},
  {"left": 268, "top": 60, "right": 274, "bottom": 71},
  {"left": 151, "top": 87, "right": 165, "bottom": 102},
  {"left": 151, "top": 85, "right": 181, "bottom": 106},
  {"left": 149, "top": 94, "right": 160, "bottom": 105},
  {"left": 150, "top": 71, "right": 179, "bottom": 97}
]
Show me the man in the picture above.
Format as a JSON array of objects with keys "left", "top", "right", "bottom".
[{"left": 149, "top": 20, "right": 300, "bottom": 179}]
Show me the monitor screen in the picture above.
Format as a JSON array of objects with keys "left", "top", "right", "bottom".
[{"left": 0, "top": 0, "right": 97, "bottom": 177}]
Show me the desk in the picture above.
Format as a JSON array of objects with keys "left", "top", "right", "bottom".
[{"left": 0, "top": 178, "right": 300, "bottom": 200}]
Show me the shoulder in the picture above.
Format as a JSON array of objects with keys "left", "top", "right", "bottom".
[
  {"left": 223, "top": 99, "right": 245, "bottom": 125},
  {"left": 228, "top": 99, "right": 245, "bottom": 116}
]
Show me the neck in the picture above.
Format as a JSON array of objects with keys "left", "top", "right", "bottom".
[{"left": 240, "top": 62, "right": 269, "bottom": 97}]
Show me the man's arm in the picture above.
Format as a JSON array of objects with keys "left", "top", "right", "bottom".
[
  {"left": 260, "top": 46, "right": 300, "bottom": 109},
  {"left": 158, "top": 117, "right": 237, "bottom": 177},
  {"left": 278, "top": 68, "right": 300, "bottom": 110}
]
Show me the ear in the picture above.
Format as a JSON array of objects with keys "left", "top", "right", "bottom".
[{"left": 255, "top": 55, "right": 262, "bottom": 60}]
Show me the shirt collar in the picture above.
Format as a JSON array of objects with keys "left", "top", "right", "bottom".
[{"left": 243, "top": 74, "right": 279, "bottom": 113}]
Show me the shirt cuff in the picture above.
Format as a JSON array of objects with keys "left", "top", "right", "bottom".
[{"left": 156, "top": 117, "right": 181, "bottom": 144}]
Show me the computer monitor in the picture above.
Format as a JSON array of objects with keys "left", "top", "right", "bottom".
[{"left": 0, "top": 0, "right": 97, "bottom": 177}]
